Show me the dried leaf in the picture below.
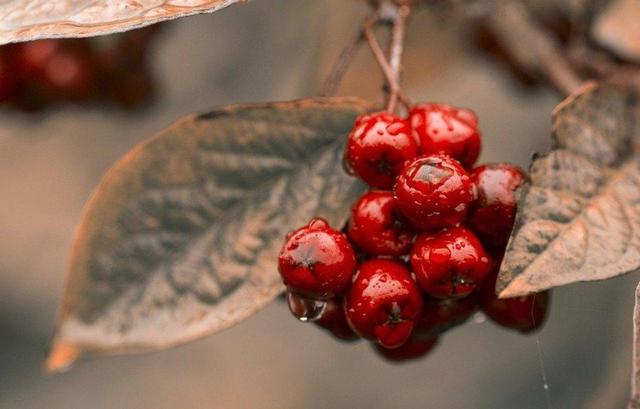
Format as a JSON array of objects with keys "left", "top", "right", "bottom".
[
  {"left": 46, "top": 97, "right": 369, "bottom": 372},
  {"left": 497, "top": 82, "right": 640, "bottom": 298},
  {"left": 592, "top": 0, "right": 640, "bottom": 63},
  {"left": 0, "top": 0, "right": 243, "bottom": 45},
  {"left": 630, "top": 281, "right": 640, "bottom": 409}
]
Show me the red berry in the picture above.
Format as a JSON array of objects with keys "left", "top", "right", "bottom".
[
  {"left": 348, "top": 190, "right": 414, "bottom": 256},
  {"left": 314, "top": 297, "right": 359, "bottom": 341},
  {"left": 42, "top": 49, "right": 97, "bottom": 101},
  {"left": 344, "top": 112, "right": 417, "bottom": 189},
  {"left": 415, "top": 295, "right": 478, "bottom": 337},
  {"left": 479, "top": 267, "right": 549, "bottom": 333},
  {"left": 7, "top": 40, "right": 60, "bottom": 80},
  {"left": 468, "top": 163, "right": 527, "bottom": 254},
  {"left": 410, "top": 226, "right": 491, "bottom": 299},
  {"left": 394, "top": 154, "right": 473, "bottom": 230},
  {"left": 0, "top": 53, "right": 17, "bottom": 102},
  {"left": 345, "top": 259, "right": 423, "bottom": 348},
  {"left": 409, "top": 103, "right": 481, "bottom": 168},
  {"left": 278, "top": 218, "right": 357, "bottom": 299},
  {"left": 373, "top": 335, "right": 438, "bottom": 363}
]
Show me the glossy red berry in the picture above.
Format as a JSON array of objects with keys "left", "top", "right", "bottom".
[
  {"left": 479, "top": 268, "right": 549, "bottom": 333},
  {"left": 344, "top": 112, "right": 417, "bottom": 189},
  {"left": 468, "top": 163, "right": 527, "bottom": 254},
  {"left": 411, "top": 226, "right": 491, "bottom": 299},
  {"left": 394, "top": 154, "right": 473, "bottom": 230},
  {"left": 345, "top": 259, "right": 423, "bottom": 348},
  {"left": 348, "top": 190, "right": 414, "bottom": 256},
  {"left": 373, "top": 335, "right": 438, "bottom": 363},
  {"left": 414, "top": 295, "right": 478, "bottom": 337},
  {"left": 314, "top": 297, "right": 359, "bottom": 341},
  {"left": 278, "top": 218, "right": 357, "bottom": 299},
  {"left": 409, "top": 103, "right": 481, "bottom": 168}
]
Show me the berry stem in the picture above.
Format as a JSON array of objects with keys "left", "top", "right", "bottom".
[
  {"left": 319, "top": 20, "right": 371, "bottom": 97},
  {"left": 363, "top": 8, "right": 411, "bottom": 113},
  {"left": 387, "top": 4, "right": 411, "bottom": 113},
  {"left": 478, "top": 2, "right": 582, "bottom": 96}
]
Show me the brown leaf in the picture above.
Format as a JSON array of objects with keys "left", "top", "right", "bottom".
[
  {"left": 497, "top": 82, "right": 640, "bottom": 298},
  {"left": 0, "top": 0, "right": 242, "bottom": 45},
  {"left": 46, "top": 97, "right": 370, "bottom": 372},
  {"left": 592, "top": 0, "right": 640, "bottom": 64}
]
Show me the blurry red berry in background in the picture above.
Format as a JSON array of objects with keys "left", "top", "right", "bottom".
[
  {"left": 314, "top": 297, "right": 359, "bottom": 342},
  {"left": 414, "top": 295, "right": 478, "bottom": 337},
  {"left": 43, "top": 48, "right": 97, "bottom": 101},
  {"left": 373, "top": 334, "right": 439, "bottom": 363},
  {"left": 6, "top": 40, "right": 60, "bottom": 80},
  {"left": 479, "top": 266, "right": 549, "bottom": 333},
  {"left": 0, "top": 54, "right": 17, "bottom": 102}
]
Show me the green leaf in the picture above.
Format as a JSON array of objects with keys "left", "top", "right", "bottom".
[
  {"left": 46, "top": 97, "right": 370, "bottom": 372},
  {"left": 497, "top": 82, "right": 640, "bottom": 298}
]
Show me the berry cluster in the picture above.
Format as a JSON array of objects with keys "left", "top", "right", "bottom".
[
  {"left": 278, "top": 103, "right": 549, "bottom": 363},
  {"left": 0, "top": 26, "right": 160, "bottom": 112}
]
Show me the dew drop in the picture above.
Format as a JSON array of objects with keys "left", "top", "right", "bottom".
[
  {"left": 342, "top": 158, "right": 356, "bottom": 175},
  {"left": 287, "top": 291, "right": 327, "bottom": 322}
]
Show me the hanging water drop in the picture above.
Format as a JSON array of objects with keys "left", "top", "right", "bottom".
[
  {"left": 287, "top": 290, "right": 327, "bottom": 322},
  {"left": 472, "top": 311, "right": 487, "bottom": 324}
]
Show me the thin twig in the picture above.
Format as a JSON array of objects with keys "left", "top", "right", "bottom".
[
  {"left": 387, "top": 4, "right": 411, "bottom": 112},
  {"left": 568, "top": 42, "right": 640, "bottom": 93},
  {"left": 319, "top": 28, "right": 367, "bottom": 97},
  {"left": 480, "top": 1, "right": 583, "bottom": 96},
  {"left": 363, "top": 11, "right": 411, "bottom": 111}
]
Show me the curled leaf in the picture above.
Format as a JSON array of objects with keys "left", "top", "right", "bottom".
[
  {"left": 498, "top": 82, "right": 640, "bottom": 298},
  {"left": 0, "top": 0, "right": 242, "bottom": 45},
  {"left": 46, "top": 97, "right": 369, "bottom": 372}
]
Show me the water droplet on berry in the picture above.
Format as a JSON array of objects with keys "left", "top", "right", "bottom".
[
  {"left": 429, "top": 247, "right": 451, "bottom": 264},
  {"left": 287, "top": 290, "right": 326, "bottom": 322},
  {"left": 342, "top": 158, "right": 356, "bottom": 175}
]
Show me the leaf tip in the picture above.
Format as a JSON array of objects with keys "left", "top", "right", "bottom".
[
  {"left": 496, "top": 275, "right": 530, "bottom": 299},
  {"left": 45, "top": 340, "right": 81, "bottom": 374}
]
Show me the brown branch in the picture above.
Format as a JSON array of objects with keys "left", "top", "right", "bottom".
[
  {"left": 363, "top": 5, "right": 411, "bottom": 113},
  {"left": 319, "top": 27, "right": 367, "bottom": 97},
  {"left": 568, "top": 42, "right": 640, "bottom": 93},
  {"left": 482, "top": 2, "right": 583, "bottom": 96},
  {"left": 386, "top": 4, "right": 411, "bottom": 113}
]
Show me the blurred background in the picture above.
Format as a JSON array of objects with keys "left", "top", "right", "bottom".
[{"left": 0, "top": 0, "right": 636, "bottom": 408}]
